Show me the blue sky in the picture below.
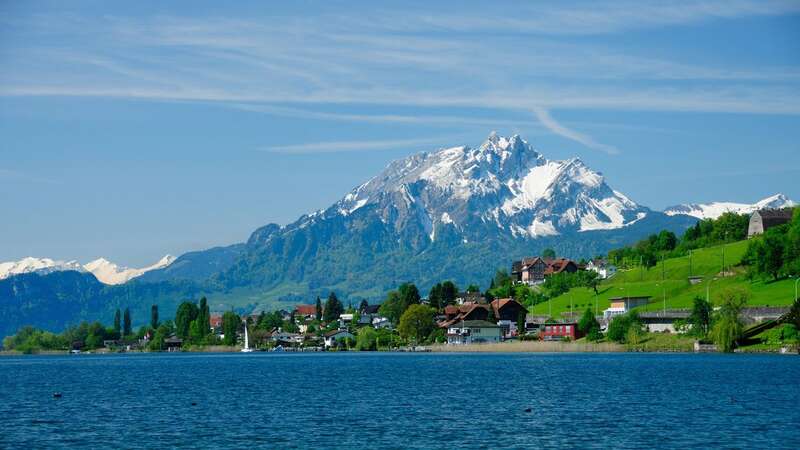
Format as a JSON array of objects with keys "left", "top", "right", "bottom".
[{"left": 1, "top": 0, "right": 799, "bottom": 266}]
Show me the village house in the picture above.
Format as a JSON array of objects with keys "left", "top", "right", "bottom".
[
  {"left": 541, "top": 322, "right": 584, "bottom": 341},
  {"left": 512, "top": 257, "right": 579, "bottom": 286},
  {"left": 446, "top": 320, "right": 502, "bottom": 345},
  {"left": 748, "top": 208, "right": 794, "bottom": 237},
  {"left": 323, "top": 329, "right": 354, "bottom": 348},
  {"left": 455, "top": 291, "right": 485, "bottom": 305},
  {"left": 491, "top": 298, "right": 528, "bottom": 338},
  {"left": 586, "top": 258, "right": 617, "bottom": 280},
  {"left": 210, "top": 314, "right": 223, "bottom": 332},
  {"left": 524, "top": 314, "right": 550, "bottom": 334},
  {"left": 603, "top": 296, "right": 651, "bottom": 320},
  {"left": 295, "top": 304, "right": 318, "bottom": 321}
]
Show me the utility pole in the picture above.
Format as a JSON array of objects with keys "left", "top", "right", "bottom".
[
  {"left": 661, "top": 254, "right": 665, "bottom": 281},
  {"left": 689, "top": 250, "right": 692, "bottom": 278}
]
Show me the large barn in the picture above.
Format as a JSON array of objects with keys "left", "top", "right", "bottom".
[{"left": 747, "top": 208, "right": 794, "bottom": 237}]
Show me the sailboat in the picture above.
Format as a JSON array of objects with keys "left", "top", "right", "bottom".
[{"left": 241, "top": 321, "right": 255, "bottom": 353}]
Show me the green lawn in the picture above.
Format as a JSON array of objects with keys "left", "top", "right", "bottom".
[{"left": 531, "top": 240, "right": 798, "bottom": 317}]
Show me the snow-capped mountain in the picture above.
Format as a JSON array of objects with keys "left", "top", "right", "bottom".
[
  {"left": 664, "top": 193, "right": 795, "bottom": 220},
  {"left": 324, "top": 132, "right": 648, "bottom": 240},
  {"left": 0, "top": 255, "right": 176, "bottom": 284},
  {"left": 83, "top": 255, "right": 176, "bottom": 285},
  {"left": 0, "top": 257, "right": 85, "bottom": 279}
]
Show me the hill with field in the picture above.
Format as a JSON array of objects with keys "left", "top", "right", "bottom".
[{"left": 530, "top": 239, "right": 798, "bottom": 318}]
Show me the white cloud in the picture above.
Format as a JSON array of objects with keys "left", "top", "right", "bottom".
[
  {"left": 532, "top": 107, "right": 620, "bottom": 155},
  {"left": 260, "top": 136, "right": 463, "bottom": 154}
]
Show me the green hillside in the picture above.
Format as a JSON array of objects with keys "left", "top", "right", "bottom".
[{"left": 530, "top": 240, "right": 798, "bottom": 317}]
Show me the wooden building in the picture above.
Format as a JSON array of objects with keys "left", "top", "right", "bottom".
[{"left": 748, "top": 208, "right": 793, "bottom": 237}]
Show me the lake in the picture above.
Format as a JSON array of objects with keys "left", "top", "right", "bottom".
[{"left": 1, "top": 352, "right": 799, "bottom": 449}]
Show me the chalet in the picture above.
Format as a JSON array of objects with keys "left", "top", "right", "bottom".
[
  {"left": 439, "top": 303, "right": 489, "bottom": 328},
  {"left": 446, "top": 320, "right": 502, "bottom": 345},
  {"left": 748, "top": 208, "right": 794, "bottom": 237},
  {"left": 491, "top": 298, "right": 528, "bottom": 338},
  {"left": 603, "top": 296, "right": 651, "bottom": 320},
  {"left": 512, "top": 257, "right": 548, "bottom": 285},
  {"left": 512, "top": 257, "right": 579, "bottom": 285},
  {"left": 323, "top": 329, "right": 354, "bottom": 348},
  {"left": 541, "top": 322, "right": 583, "bottom": 341},
  {"left": 586, "top": 259, "right": 617, "bottom": 280},
  {"left": 295, "top": 304, "right": 318, "bottom": 320},
  {"left": 544, "top": 258, "right": 579, "bottom": 277}
]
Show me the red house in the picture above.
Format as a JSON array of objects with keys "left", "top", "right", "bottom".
[{"left": 541, "top": 322, "right": 584, "bottom": 341}]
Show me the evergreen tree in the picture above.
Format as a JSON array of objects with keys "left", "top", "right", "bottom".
[
  {"left": 398, "top": 283, "right": 421, "bottom": 312},
  {"left": 516, "top": 310, "right": 526, "bottom": 336},
  {"left": 486, "top": 304, "right": 496, "bottom": 323},
  {"left": 221, "top": 311, "right": 240, "bottom": 346},
  {"left": 175, "top": 301, "right": 200, "bottom": 339},
  {"left": 197, "top": 297, "right": 211, "bottom": 338},
  {"left": 578, "top": 308, "right": 601, "bottom": 341},
  {"left": 359, "top": 299, "right": 369, "bottom": 313},
  {"left": 441, "top": 281, "right": 458, "bottom": 305},
  {"left": 428, "top": 283, "right": 443, "bottom": 310},
  {"left": 543, "top": 248, "right": 556, "bottom": 259},
  {"left": 315, "top": 296, "right": 323, "bottom": 321},
  {"left": 113, "top": 309, "right": 121, "bottom": 335},
  {"left": 123, "top": 308, "right": 132, "bottom": 336},
  {"left": 150, "top": 304, "right": 159, "bottom": 329},
  {"left": 323, "top": 292, "right": 344, "bottom": 323}
]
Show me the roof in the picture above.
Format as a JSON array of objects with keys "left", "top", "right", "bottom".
[
  {"left": 361, "top": 304, "right": 380, "bottom": 314},
  {"left": 608, "top": 296, "right": 651, "bottom": 301},
  {"left": 544, "top": 258, "right": 577, "bottom": 275},
  {"left": 755, "top": 208, "right": 793, "bottom": 220},
  {"left": 490, "top": 298, "right": 528, "bottom": 316},
  {"left": 455, "top": 320, "right": 501, "bottom": 328},
  {"left": 295, "top": 304, "right": 317, "bottom": 316},
  {"left": 324, "top": 329, "right": 353, "bottom": 338},
  {"left": 638, "top": 310, "right": 691, "bottom": 320}
]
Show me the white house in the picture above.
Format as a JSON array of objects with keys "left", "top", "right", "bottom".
[
  {"left": 603, "top": 296, "right": 651, "bottom": 320},
  {"left": 323, "top": 329, "right": 354, "bottom": 348},
  {"left": 446, "top": 320, "right": 502, "bottom": 345},
  {"left": 586, "top": 259, "right": 617, "bottom": 280},
  {"left": 372, "top": 317, "right": 391, "bottom": 329}
]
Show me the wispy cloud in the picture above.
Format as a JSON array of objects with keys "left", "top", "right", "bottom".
[
  {"left": 259, "top": 136, "right": 462, "bottom": 154},
  {"left": 1, "top": 2, "right": 799, "bottom": 117},
  {"left": 532, "top": 107, "right": 620, "bottom": 155}
]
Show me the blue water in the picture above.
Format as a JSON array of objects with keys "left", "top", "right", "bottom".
[{"left": 1, "top": 353, "right": 799, "bottom": 449}]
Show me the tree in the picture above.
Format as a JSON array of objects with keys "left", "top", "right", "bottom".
[
  {"left": 428, "top": 283, "right": 443, "bottom": 310},
  {"left": 222, "top": 311, "right": 240, "bottom": 346},
  {"left": 197, "top": 297, "right": 210, "bottom": 338},
  {"left": 113, "top": 309, "right": 121, "bottom": 335},
  {"left": 175, "top": 301, "right": 200, "bottom": 339},
  {"left": 711, "top": 287, "right": 749, "bottom": 353},
  {"left": 123, "top": 308, "right": 132, "bottom": 336},
  {"left": 516, "top": 310, "right": 526, "bottom": 336},
  {"left": 398, "top": 304, "right": 435, "bottom": 344},
  {"left": 761, "top": 228, "right": 787, "bottom": 281},
  {"left": 465, "top": 284, "right": 479, "bottom": 294},
  {"left": 323, "top": 292, "right": 344, "bottom": 323},
  {"left": 355, "top": 326, "right": 379, "bottom": 351},
  {"left": 398, "top": 283, "right": 421, "bottom": 311},
  {"left": 359, "top": 299, "right": 369, "bottom": 313},
  {"left": 582, "top": 270, "right": 600, "bottom": 295},
  {"left": 379, "top": 291, "right": 404, "bottom": 325},
  {"left": 578, "top": 308, "right": 601, "bottom": 341},
  {"left": 606, "top": 312, "right": 641, "bottom": 343},
  {"left": 486, "top": 304, "right": 496, "bottom": 324},
  {"left": 688, "top": 296, "right": 712, "bottom": 337},
  {"left": 315, "top": 296, "right": 323, "bottom": 321},
  {"left": 543, "top": 248, "right": 556, "bottom": 259},
  {"left": 442, "top": 281, "right": 459, "bottom": 305},
  {"left": 150, "top": 304, "right": 159, "bottom": 329}
]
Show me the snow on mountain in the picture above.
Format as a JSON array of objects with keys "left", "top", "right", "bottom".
[
  {"left": 0, "top": 255, "right": 176, "bottom": 284},
  {"left": 0, "top": 257, "right": 85, "bottom": 280},
  {"left": 664, "top": 193, "right": 796, "bottom": 220},
  {"left": 326, "top": 132, "right": 648, "bottom": 240}
]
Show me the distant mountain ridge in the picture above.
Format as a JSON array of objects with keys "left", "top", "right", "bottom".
[
  {"left": 664, "top": 193, "right": 795, "bottom": 220},
  {"left": 0, "top": 255, "right": 175, "bottom": 285}
]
